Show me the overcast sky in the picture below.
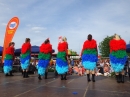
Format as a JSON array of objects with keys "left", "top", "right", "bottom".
[{"left": 0, "top": 0, "right": 130, "bottom": 54}]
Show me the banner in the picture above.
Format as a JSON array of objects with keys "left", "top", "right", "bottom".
[{"left": 2, "top": 17, "right": 19, "bottom": 63}]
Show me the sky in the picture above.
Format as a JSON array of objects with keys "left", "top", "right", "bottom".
[{"left": 0, "top": 0, "right": 130, "bottom": 54}]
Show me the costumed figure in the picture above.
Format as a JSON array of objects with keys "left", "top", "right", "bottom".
[
  {"left": 109, "top": 34, "right": 127, "bottom": 83},
  {"left": 37, "top": 38, "right": 52, "bottom": 80},
  {"left": 20, "top": 38, "right": 31, "bottom": 78},
  {"left": 81, "top": 34, "right": 98, "bottom": 82},
  {"left": 56, "top": 36, "right": 69, "bottom": 80},
  {"left": 4, "top": 42, "right": 15, "bottom": 76}
]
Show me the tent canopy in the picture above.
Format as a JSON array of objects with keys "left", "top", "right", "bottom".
[
  {"left": 0, "top": 45, "right": 55, "bottom": 56},
  {"left": 15, "top": 45, "right": 55, "bottom": 54},
  {"left": 15, "top": 45, "right": 40, "bottom": 53},
  {"left": 126, "top": 44, "right": 130, "bottom": 53}
]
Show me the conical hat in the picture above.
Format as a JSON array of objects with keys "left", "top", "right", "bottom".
[
  {"left": 114, "top": 34, "right": 120, "bottom": 40},
  {"left": 62, "top": 37, "right": 67, "bottom": 42},
  {"left": 58, "top": 36, "right": 63, "bottom": 43}
]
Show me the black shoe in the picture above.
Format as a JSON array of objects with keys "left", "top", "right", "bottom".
[
  {"left": 92, "top": 74, "right": 95, "bottom": 82},
  {"left": 5, "top": 73, "right": 9, "bottom": 76},
  {"left": 23, "top": 71, "right": 26, "bottom": 78},
  {"left": 64, "top": 76, "right": 67, "bottom": 80},
  {"left": 116, "top": 75, "right": 120, "bottom": 83},
  {"left": 87, "top": 74, "right": 91, "bottom": 82},
  {"left": 61, "top": 75, "right": 64, "bottom": 80},
  {"left": 121, "top": 75, "right": 124, "bottom": 83},
  {"left": 25, "top": 72, "right": 29, "bottom": 78},
  {"left": 9, "top": 71, "right": 14, "bottom": 76},
  {"left": 38, "top": 74, "right": 42, "bottom": 80},
  {"left": 45, "top": 72, "right": 48, "bottom": 79},
  {"left": 64, "top": 73, "right": 67, "bottom": 80}
]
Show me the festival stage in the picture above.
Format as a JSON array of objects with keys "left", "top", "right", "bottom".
[{"left": 0, "top": 73, "right": 130, "bottom": 97}]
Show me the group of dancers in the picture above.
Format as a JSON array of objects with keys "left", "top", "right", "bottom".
[{"left": 3, "top": 34, "right": 127, "bottom": 83}]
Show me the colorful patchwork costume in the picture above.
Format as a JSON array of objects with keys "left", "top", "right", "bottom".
[
  {"left": 81, "top": 39, "right": 98, "bottom": 70},
  {"left": 20, "top": 42, "right": 31, "bottom": 77},
  {"left": 56, "top": 40, "right": 69, "bottom": 74},
  {"left": 37, "top": 42, "right": 52, "bottom": 76},
  {"left": 109, "top": 37, "right": 127, "bottom": 73},
  {"left": 4, "top": 46, "right": 15, "bottom": 74}
]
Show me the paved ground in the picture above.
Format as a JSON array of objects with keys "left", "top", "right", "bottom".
[{"left": 0, "top": 72, "right": 130, "bottom": 97}]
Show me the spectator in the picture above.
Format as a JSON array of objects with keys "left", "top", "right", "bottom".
[
  {"left": 97, "top": 60, "right": 104, "bottom": 75},
  {"left": 71, "top": 59, "right": 74, "bottom": 66},
  {"left": 73, "top": 64, "right": 79, "bottom": 74},
  {"left": 78, "top": 66, "right": 83, "bottom": 76},
  {"left": 104, "top": 64, "right": 110, "bottom": 76},
  {"left": 68, "top": 60, "right": 72, "bottom": 75}
]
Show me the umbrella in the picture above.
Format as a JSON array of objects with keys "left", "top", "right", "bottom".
[{"left": 126, "top": 44, "right": 130, "bottom": 53}]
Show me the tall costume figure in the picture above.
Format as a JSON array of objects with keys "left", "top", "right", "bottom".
[
  {"left": 56, "top": 37, "right": 69, "bottom": 80},
  {"left": 4, "top": 42, "right": 15, "bottom": 76},
  {"left": 109, "top": 34, "right": 127, "bottom": 83},
  {"left": 37, "top": 38, "right": 52, "bottom": 80},
  {"left": 21, "top": 38, "right": 31, "bottom": 78},
  {"left": 81, "top": 34, "right": 98, "bottom": 82}
]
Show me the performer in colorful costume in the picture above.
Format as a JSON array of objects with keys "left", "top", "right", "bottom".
[
  {"left": 109, "top": 34, "right": 127, "bottom": 83},
  {"left": 37, "top": 38, "right": 52, "bottom": 80},
  {"left": 21, "top": 38, "right": 31, "bottom": 78},
  {"left": 4, "top": 42, "right": 15, "bottom": 76},
  {"left": 81, "top": 34, "right": 98, "bottom": 82},
  {"left": 56, "top": 37, "right": 69, "bottom": 80}
]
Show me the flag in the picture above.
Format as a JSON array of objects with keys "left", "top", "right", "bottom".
[{"left": 2, "top": 17, "right": 19, "bottom": 63}]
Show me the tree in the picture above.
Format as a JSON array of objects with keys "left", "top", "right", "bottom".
[
  {"left": 127, "top": 53, "right": 130, "bottom": 57},
  {"left": 98, "top": 36, "right": 113, "bottom": 57}
]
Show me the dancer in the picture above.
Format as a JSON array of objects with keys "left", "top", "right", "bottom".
[
  {"left": 21, "top": 38, "right": 31, "bottom": 78},
  {"left": 81, "top": 34, "right": 98, "bottom": 82},
  {"left": 37, "top": 38, "right": 52, "bottom": 80},
  {"left": 4, "top": 42, "right": 15, "bottom": 76},
  {"left": 109, "top": 34, "right": 127, "bottom": 83},
  {"left": 56, "top": 37, "right": 69, "bottom": 80}
]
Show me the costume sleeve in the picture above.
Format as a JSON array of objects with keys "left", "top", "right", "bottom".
[
  {"left": 11, "top": 47, "right": 15, "bottom": 60},
  {"left": 49, "top": 44, "right": 53, "bottom": 54},
  {"left": 66, "top": 42, "right": 68, "bottom": 56},
  {"left": 39, "top": 44, "right": 43, "bottom": 53},
  {"left": 95, "top": 42, "right": 98, "bottom": 56},
  {"left": 57, "top": 43, "right": 60, "bottom": 51},
  {"left": 21, "top": 43, "right": 26, "bottom": 54}
]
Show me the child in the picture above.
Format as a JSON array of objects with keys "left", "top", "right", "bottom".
[
  {"left": 78, "top": 66, "right": 83, "bottom": 76},
  {"left": 104, "top": 64, "right": 110, "bottom": 76}
]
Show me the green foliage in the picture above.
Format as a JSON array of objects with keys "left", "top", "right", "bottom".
[
  {"left": 127, "top": 53, "right": 130, "bottom": 57},
  {"left": 99, "top": 36, "right": 113, "bottom": 57},
  {"left": 110, "top": 72, "right": 116, "bottom": 78}
]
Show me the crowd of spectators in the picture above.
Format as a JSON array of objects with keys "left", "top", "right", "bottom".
[{"left": 67, "top": 58, "right": 130, "bottom": 80}]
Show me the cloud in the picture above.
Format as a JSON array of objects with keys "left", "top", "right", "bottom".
[
  {"left": 0, "top": 2, "right": 4, "bottom": 6},
  {"left": 31, "top": 27, "right": 46, "bottom": 30},
  {"left": 29, "top": 26, "right": 46, "bottom": 33},
  {"left": 1, "top": 23, "right": 6, "bottom": 26}
]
